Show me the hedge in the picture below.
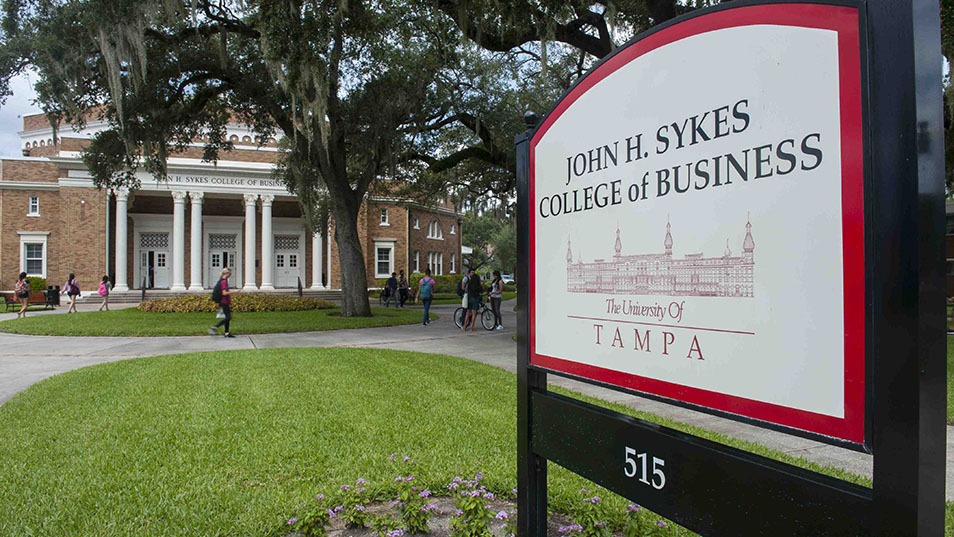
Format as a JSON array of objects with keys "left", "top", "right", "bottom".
[
  {"left": 26, "top": 277, "right": 47, "bottom": 292},
  {"left": 138, "top": 294, "right": 336, "bottom": 313}
]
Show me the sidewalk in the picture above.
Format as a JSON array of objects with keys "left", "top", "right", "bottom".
[{"left": 0, "top": 300, "right": 948, "bottom": 500}]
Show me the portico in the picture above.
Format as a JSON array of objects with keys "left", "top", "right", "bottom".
[{"left": 97, "top": 167, "right": 330, "bottom": 292}]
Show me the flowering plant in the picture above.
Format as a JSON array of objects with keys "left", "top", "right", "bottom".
[
  {"left": 448, "top": 473, "right": 494, "bottom": 537},
  {"left": 341, "top": 478, "right": 371, "bottom": 528},
  {"left": 390, "top": 454, "right": 434, "bottom": 534},
  {"left": 563, "top": 489, "right": 611, "bottom": 537},
  {"left": 290, "top": 495, "right": 334, "bottom": 537}
]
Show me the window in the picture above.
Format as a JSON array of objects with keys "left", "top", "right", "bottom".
[
  {"left": 450, "top": 223, "right": 455, "bottom": 235},
  {"left": 413, "top": 251, "right": 420, "bottom": 273},
  {"left": 27, "top": 196, "right": 39, "bottom": 216},
  {"left": 25, "top": 244, "right": 43, "bottom": 274},
  {"left": 380, "top": 208, "right": 389, "bottom": 226},
  {"left": 374, "top": 240, "right": 396, "bottom": 278},
  {"left": 428, "top": 252, "right": 444, "bottom": 275},
  {"left": 427, "top": 221, "right": 443, "bottom": 240},
  {"left": 19, "top": 232, "right": 48, "bottom": 277},
  {"left": 413, "top": 218, "right": 420, "bottom": 229},
  {"left": 451, "top": 253, "right": 456, "bottom": 273}
]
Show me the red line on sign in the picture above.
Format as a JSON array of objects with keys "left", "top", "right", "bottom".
[{"left": 566, "top": 315, "right": 756, "bottom": 336}]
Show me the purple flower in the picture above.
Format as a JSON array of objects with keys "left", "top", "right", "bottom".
[
  {"left": 587, "top": 496, "right": 602, "bottom": 504},
  {"left": 354, "top": 505, "right": 366, "bottom": 512},
  {"left": 627, "top": 504, "right": 641, "bottom": 513},
  {"left": 357, "top": 488, "right": 366, "bottom": 494},
  {"left": 287, "top": 517, "right": 298, "bottom": 525},
  {"left": 422, "top": 504, "right": 437, "bottom": 512},
  {"left": 512, "top": 488, "right": 518, "bottom": 495},
  {"left": 453, "top": 477, "right": 463, "bottom": 483},
  {"left": 468, "top": 490, "right": 481, "bottom": 497},
  {"left": 341, "top": 484, "right": 350, "bottom": 491},
  {"left": 558, "top": 524, "right": 584, "bottom": 534},
  {"left": 389, "top": 453, "right": 396, "bottom": 461},
  {"left": 454, "top": 509, "right": 463, "bottom": 517},
  {"left": 483, "top": 492, "right": 495, "bottom": 500},
  {"left": 595, "top": 521, "right": 606, "bottom": 527},
  {"left": 403, "top": 456, "right": 411, "bottom": 462},
  {"left": 419, "top": 490, "right": 431, "bottom": 498},
  {"left": 387, "top": 530, "right": 405, "bottom": 537},
  {"left": 389, "top": 501, "right": 400, "bottom": 507},
  {"left": 495, "top": 511, "right": 509, "bottom": 520},
  {"left": 406, "top": 475, "right": 415, "bottom": 482},
  {"left": 326, "top": 508, "right": 336, "bottom": 518},
  {"left": 447, "top": 482, "right": 459, "bottom": 490},
  {"left": 315, "top": 493, "right": 325, "bottom": 501},
  {"left": 475, "top": 472, "right": 483, "bottom": 481},
  {"left": 356, "top": 478, "right": 366, "bottom": 485},
  {"left": 656, "top": 520, "right": 668, "bottom": 528},
  {"left": 334, "top": 505, "right": 344, "bottom": 513},
  {"left": 395, "top": 476, "right": 404, "bottom": 482},
  {"left": 578, "top": 488, "right": 590, "bottom": 495}
]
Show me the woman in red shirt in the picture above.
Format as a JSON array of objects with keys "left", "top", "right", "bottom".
[{"left": 210, "top": 268, "right": 239, "bottom": 338}]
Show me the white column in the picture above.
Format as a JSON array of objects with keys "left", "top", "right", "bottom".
[
  {"left": 243, "top": 193, "right": 258, "bottom": 291},
  {"left": 188, "top": 191, "right": 204, "bottom": 291},
  {"left": 112, "top": 188, "right": 129, "bottom": 292},
  {"left": 311, "top": 232, "right": 323, "bottom": 289},
  {"left": 259, "top": 194, "right": 275, "bottom": 291},
  {"left": 326, "top": 222, "right": 333, "bottom": 290},
  {"left": 170, "top": 191, "right": 187, "bottom": 291}
]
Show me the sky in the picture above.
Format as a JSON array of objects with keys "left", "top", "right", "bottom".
[{"left": 0, "top": 71, "right": 41, "bottom": 158}]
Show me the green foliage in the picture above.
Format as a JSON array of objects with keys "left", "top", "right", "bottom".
[
  {"left": 394, "top": 472, "right": 433, "bottom": 534},
  {"left": 461, "top": 211, "right": 506, "bottom": 270},
  {"left": 448, "top": 474, "right": 495, "bottom": 537},
  {"left": 491, "top": 225, "right": 517, "bottom": 274},
  {"left": 341, "top": 479, "right": 371, "bottom": 529},
  {"left": 291, "top": 503, "right": 332, "bottom": 537},
  {"left": 26, "top": 277, "right": 46, "bottom": 292},
  {"left": 377, "top": 274, "right": 466, "bottom": 295},
  {"left": 564, "top": 489, "right": 612, "bottom": 537},
  {"left": 137, "top": 294, "right": 335, "bottom": 313}
]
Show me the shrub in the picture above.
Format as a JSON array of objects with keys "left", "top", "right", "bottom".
[
  {"left": 26, "top": 277, "right": 47, "bottom": 292},
  {"left": 137, "top": 294, "right": 336, "bottom": 313},
  {"left": 376, "top": 274, "right": 466, "bottom": 294}
]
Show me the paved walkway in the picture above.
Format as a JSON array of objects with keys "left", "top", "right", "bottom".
[{"left": 0, "top": 301, "right": 950, "bottom": 500}]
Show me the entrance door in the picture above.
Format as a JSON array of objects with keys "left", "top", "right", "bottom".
[
  {"left": 139, "top": 232, "right": 171, "bottom": 289},
  {"left": 209, "top": 250, "right": 237, "bottom": 288},
  {"left": 274, "top": 234, "right": 302, "bottom": 288},
  {"left": 140, "top": 250, "right": 170, "bottom": 288},
  {"left": 275, "top": 252, "right": 300, "bottom": 288},
  {"left": 208, "top": 234, "right": 238, "bottom": 288}
]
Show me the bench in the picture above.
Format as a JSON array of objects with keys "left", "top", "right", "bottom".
[{"left": 5, "top": 290, "right": 56, "bottom": 311}]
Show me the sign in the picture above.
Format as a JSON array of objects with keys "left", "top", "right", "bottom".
[
  {"left": 517, "top": 1, "right": 946, "bottom": 536},
  {"left": 528, "top": 2, "right": 865, "bottom": 443}
]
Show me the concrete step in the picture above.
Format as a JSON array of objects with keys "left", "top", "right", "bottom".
[{"left": 74, "top": 289, "right": 343, "bottom": 304}]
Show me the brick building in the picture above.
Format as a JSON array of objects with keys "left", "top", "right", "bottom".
[{"left": 2, "top": 113, "right": 461, "bottom": 294}]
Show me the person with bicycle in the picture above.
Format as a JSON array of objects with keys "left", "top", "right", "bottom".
[{"left": 462, "top": 268, "right": 482, "bottom": 331}]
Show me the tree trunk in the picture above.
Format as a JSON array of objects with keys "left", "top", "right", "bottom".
[{"left": 330, "top": 197, "right": 373, "bottom": 317}]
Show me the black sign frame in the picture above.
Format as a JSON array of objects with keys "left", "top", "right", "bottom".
[{"left": 516, "top": 0, "right": 945, "bottom": 535}]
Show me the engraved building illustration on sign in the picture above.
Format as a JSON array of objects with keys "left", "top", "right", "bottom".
[{"left": 566, "top": 218, "right": 755, "bottom": 297}]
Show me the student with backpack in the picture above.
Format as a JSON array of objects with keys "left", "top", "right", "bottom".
[
  {"left": 418, "top": 268, "right": 436, "bottom": 326},
  {"left": 14, "top": 272, "right": 29, "bottom": 318},
  {"left": 209, "top": 268, "right": 238, "bottom": 338},
  {"left": 98, "top": 275, "right": 110, "bottom": 311},
  {"left": 61, "top": 273, "right": 79, "bottom": 313}
]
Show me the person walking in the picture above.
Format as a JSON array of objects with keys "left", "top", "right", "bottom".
[
  {"left": 98, "top": 275, "right": 110, "bottom": 311},
  {"left": 397, "top": 270, "right": 409, "bottom": 308},
  {"left": 384, "top": 272, "right": 398, "bottom": 308},
  {"left": 209, "top": 268, "right": 238, "bottom": 338},
  {"left": 418, "top": 268, "right": 435, "bottom": 326},
  {"left": 14, "top": 272, "right": 29, "bottom": 318},
  {"left": 62, "top": 273, "right": 79, "bottom": 313},
  {"left": 462, "top": 269, "right": 481, "bottom": 332},
  {"left": 458, "top": 271, "right": 469, "bottom": 327},
  {"left": 489, "top": 270, "right": 504, "bottom": 330}
]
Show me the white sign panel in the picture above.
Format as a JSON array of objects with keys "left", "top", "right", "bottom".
[{"left": 529, "top": 4, "right": 865, "bottom": 443}]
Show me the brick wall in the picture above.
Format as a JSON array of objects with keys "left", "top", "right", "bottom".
[{"left": 408, "top": 209, "right": 462, "bottom": 276}]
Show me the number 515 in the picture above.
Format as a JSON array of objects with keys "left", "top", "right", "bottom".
[{"left": 624, "top": 447, "right": 666, "bottom": 490}]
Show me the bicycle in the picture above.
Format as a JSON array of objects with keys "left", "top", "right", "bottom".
[{"left": 454, "top": 299, "right": 496, "bottom": 331}]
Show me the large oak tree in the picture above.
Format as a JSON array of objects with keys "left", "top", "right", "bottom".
[{"left": 0, "top": 0, "right": 459, "bottom": 316}]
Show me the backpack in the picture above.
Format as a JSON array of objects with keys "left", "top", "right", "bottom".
[
  {"left": 456, "top": 278, "right": 466, "bottom": 297},
  {"left": 211, "top": 279, "right": 223, "bottom": 303},
  {"left": 98, "top": 283, "right": 107, "bottom": 296},
  {"left": 420, "top": 277, "right": 433, "bottom": 299}
]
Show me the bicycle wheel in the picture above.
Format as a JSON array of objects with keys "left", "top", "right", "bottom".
[
  {"left": 454, "top": 307, "right": 465, "bottom": 328},
  {"left": 481, "top": 307, "right": 495, "bottom": 330}
]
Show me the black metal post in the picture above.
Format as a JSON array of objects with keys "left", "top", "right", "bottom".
[
  {"left": 517, "top": 111, "right": 548, "bottom": 537},
  {"left": 868, "top": 0, "right": 945, "bottom": 534}
]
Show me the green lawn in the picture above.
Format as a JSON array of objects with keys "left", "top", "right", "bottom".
[
  {"left": 0, "top": 347, "right": 927, "bottom": 537},
  {"left": 0, "top": 307, "right": 431, "bottom": 336}
]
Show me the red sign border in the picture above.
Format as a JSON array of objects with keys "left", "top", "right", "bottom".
[{"left": 529, "top": 3, "right": 866, "bottom": 444}]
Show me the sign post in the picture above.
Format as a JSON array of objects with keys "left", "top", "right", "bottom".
[{"left": 516, "top": 1, "right": 945, "bottom": 535}]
